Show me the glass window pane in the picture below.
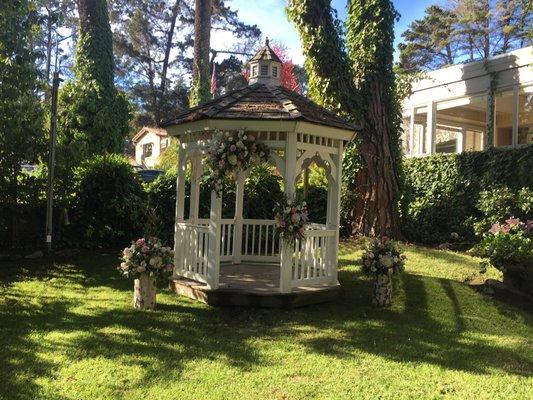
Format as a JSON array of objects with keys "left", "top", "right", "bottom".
[
  {"left": 401, "top": 117, "right": 411, "bottom": 155},
  {"left": 436, "top": 95, "right": 487, "bottom": 153},
  {"left": 494, "top": 91, "right": 513, "bottom": 147},
  {"left": 518, "top": 86, "right": 533, "bottom": 145}
]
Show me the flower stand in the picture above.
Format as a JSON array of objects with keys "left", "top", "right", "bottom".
[
  {"left": 373, "top": 271, "right": 393, "bottom": 307},
  {"left": 133, "top": 273, "right": 157, "bottom": 310}
]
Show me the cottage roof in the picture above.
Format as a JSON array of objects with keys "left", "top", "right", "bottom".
[{"left": 132, "top": 126, "right": 168, "bottom": 144}]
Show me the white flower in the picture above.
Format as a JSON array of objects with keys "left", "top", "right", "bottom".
[
  {"left": 379, "top": 255, "right": 394, "bottom": 268},
  {"left": 237, "top": 141, "right": 244, "bottom": 148},
  {"left": 149, "top": 256, "right": 162, "bottom": 268},
  {"left": 141, "top": 261, "right": 147, "bottom": 268},
  {"left": 137, "top": 266, "right": 146, "bottom": 273},
  {"left": 120, "top": 262, "right": 128, "bottom": 271}
]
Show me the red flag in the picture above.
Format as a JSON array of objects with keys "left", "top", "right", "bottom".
[{"left": 210, "top": 63, "right": 217, "bottom": 98}]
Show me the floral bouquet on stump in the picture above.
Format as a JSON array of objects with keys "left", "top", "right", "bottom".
[
  {"left": 273, "top": 198, "right": 309, "bottom": 247},
  {"left": 119, "top": 237, "right": 174, "bottom": 310},
  {"left": 361, "top": 237, "right": 405, "bottom": 307}
]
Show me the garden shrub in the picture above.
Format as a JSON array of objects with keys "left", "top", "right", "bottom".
[
  {"left": 67, "top": 154, "right": 146, "bottom": 247},
  {"left": 401, "top": 145, "right": 533, "bottom": 244}
]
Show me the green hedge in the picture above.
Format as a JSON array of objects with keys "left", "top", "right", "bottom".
[{"left": 401, "top": 145, "right": 533, "bottom": 244}]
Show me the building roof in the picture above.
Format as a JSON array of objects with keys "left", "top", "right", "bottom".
[
  {"left": 132, "top": 126, "right": 168, "bottom": 144},
  {"left": 249, "top": 39, "right": 282, "bottom": 63},
  {"left": 162, "top": 83, "right": 358, "bottom": 132}
]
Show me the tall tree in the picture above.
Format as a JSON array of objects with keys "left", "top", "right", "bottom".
[
  {"left": 0, "top": 0, "right": 44, "bottom": 246},
  {"left": 58, "top": 0, "right": 130, "bottom": 158},
  {"left": 288, "top": 0, "right": 402, "bottom": 237},
  {"left": 189, "top": 0, "right": 212, "bottom": 106},
  {"left": 111, "top": 0, "right": 260, "bottom": 125},
  {"left": 400, "top": 0, "right": 532, "bottom": 72},
  {"left": 398, "top": 5, "right": 459, "bottom": 73}
]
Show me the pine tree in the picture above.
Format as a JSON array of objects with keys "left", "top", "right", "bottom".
[
  {"left": 398, "top": 5, "right": 459, "bottom": 73},
  {"left": 189, "top": 0, "right": 213, "bottom": 107}
]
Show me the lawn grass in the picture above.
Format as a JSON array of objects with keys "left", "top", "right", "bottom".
[{"left": 1, "top": 242, "right": 532, "bottom": 400}]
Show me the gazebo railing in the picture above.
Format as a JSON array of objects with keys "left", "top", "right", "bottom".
[
  {"left": 242, "top": 219, "right": 279, "bottom": 262},
  {"left": 290, "top": 228, "right": 335, "bottom": 287},
  {"left": 176, "top": 219, "right": 336, "bottom": 291},
  {"left": 175, "top": 223, "right": 210, "bottom": 284}
]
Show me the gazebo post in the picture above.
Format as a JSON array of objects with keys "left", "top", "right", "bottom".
[
  {"left": 280, "top": 133, "right": 297, "bottom": 293},
  {"left": 173, "top": 144, "right": 187, "bottom": 275},
  {"left": 232, "top": 170, "right": 246, "bottom": 264},
  {"left": 207, "top": 190, "right": 222, "bottom": 289},
  {"left": 189, "top": 154, "right": 203, "bottom": 223},
  {"left": 326, "top": 141, "right": 343, "bottom": 285}
]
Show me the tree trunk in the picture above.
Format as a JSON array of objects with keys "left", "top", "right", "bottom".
[
  {"left": 133, "top": 273, "right": 157, "bottom": 310},
  {"left": 189, "top": 0, "right": 212, "bottom": 107},
  {"left": 373, "top": 271, "right": 393, "bottom": 307},
  {"left": 352, "top": 81, "right": 401, "bottom": 238},
  {"left": 156, "top": 0, "right": 181, "bottom": 125}
]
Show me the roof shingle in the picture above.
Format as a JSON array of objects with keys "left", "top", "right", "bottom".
[{"left": 162, "top": 83, "right": 358, "bottom": 132}]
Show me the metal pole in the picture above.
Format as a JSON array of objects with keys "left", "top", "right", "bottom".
[{"left": 45, "top": 71, "right": 62, "bottom": 252}]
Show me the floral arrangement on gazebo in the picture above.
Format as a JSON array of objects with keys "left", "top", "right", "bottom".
[
  {"left": 204, "top": 130, "right": 269, "bottom": 193},
  {"left": 274, "top": 198, "right": 309, "bottom": 245}
]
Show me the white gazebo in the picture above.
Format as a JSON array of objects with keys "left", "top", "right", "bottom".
[{"left": 163, "top": 41, "right": 358, "bottom": 307}]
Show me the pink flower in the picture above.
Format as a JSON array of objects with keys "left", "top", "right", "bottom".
[
  {"left": 280, "top": 221, "right": 286, "bottom": 228},
  {"left": 218, "top": 159, "right": 225, "bottom": 169},
  {"left": 136, "top": 238, "right": 145, "bottom": 246},
  {"left": 298, "top": 227, "right": 304, "bottom": 235},
  {"left": 251, "top": 143, "right": 257, "bottom": 152},
  {"left": 291, "top": 213, "right": 300, "bottom": 223},
  {"left": 505, "top": 217, "right": 520, "bottom": 227},
  {"left": 142, "top": 246, "right": 149, "bottom": 253},
  {"left": 230, "top": 144, "right": 237, "bottom": 152},
  {"left": 489, "top": 223, "right": 501, "bottom": 234},
  {"left": 526, "top": 220, "right": 533, "bottom": 232},
  {"left": 291, "top": 207, "right": 297, "bottom": 213},
  {"left": 249, "top": 135, "right": 255, "bottom": 142}
]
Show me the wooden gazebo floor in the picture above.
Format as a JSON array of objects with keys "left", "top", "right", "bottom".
[{"left": 169, "top": 263, "right": 341, "bottom": 308}]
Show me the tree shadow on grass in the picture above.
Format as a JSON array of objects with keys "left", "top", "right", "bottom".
[
  {"left": 299, "top": 269, "right": 532, "bottom": 376},
  {"left": 1, "top": 256, "right": 532, "bottom": 399}
]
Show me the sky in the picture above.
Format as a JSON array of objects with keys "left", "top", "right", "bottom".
[{"left": 212, "top": 0, "right": 438, "bottom": 65}]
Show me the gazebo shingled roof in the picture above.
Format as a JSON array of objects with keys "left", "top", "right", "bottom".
[{"left": 162, "top": 83, "right": 359, "bottom": 132}]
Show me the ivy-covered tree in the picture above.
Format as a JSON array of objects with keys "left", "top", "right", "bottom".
[
  {"left": 288, "top": 0, "right": 402, "bottom": 237},
  {"left": 58, "top": 0, "right": 130, "bottom": 159},
  {"left": 189, "top": 0, "right": 212, "bottom": 106},
  {"left": 0, "top": 0, "right": 44, "bottom": 246}
]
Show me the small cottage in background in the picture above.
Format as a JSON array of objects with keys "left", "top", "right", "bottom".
[{"left": 132, "top": 126, "right": 170, "bottom": 168}]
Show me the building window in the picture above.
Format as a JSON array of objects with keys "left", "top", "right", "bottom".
[
  {"left": 272, "top": 66, "right": 278, "bottom": 77},
  {"left": 252, "top": 65, "right": 257, "bottom": 77},
  {"left": 435, "top": 95, "right": 487, "bottom": 153},
  {"left": 494, "top": 90, "right": 514, "bottom": 147},
  {"left": 143, "top": 143, "right": 153, "bottom": 157},
  {"left": 412, "top": 106, "right": 428, "bottom": 155},
  {"left": 518, "top": 86, "right": 533, "bottom": 145},
  {"left": 260, "top": 65, "right": 268, "bottom": 76}
]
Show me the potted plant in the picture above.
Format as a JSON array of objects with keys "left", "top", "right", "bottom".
[
  {"left": 361, "top": 237, "right": 405, "bottom": 307},
  {"left": 119, "top": 237, "right": 174, "bottom": 310},
  {"left": 478, "top": 218, "right": 533, "bottom": 295}
]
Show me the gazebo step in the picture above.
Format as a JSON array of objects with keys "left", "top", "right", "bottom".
[{"left": 168, "top": 276, "right": 341, "bottom": 309}]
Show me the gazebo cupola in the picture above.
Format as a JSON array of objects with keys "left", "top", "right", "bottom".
[{"left": 248, "top": 38, "right": 282, "bottom": 87}]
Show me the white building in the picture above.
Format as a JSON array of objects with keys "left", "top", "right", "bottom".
[
  {"left": 401, "top": 46, "right": 533, "bottom": 156},
  {"left": 132, "top": 127, "right": 170, "bottom": 168}
]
